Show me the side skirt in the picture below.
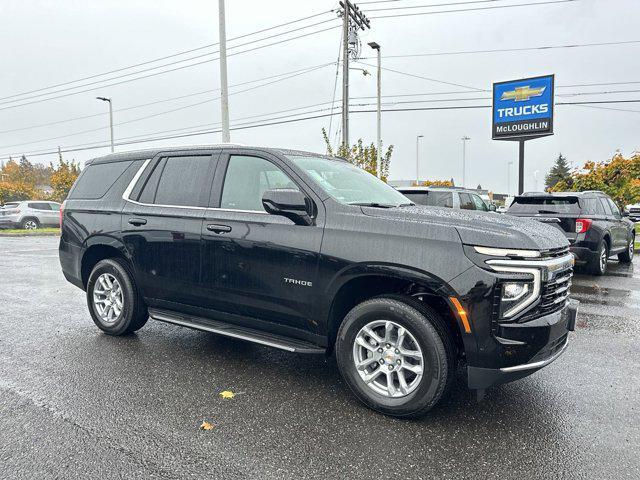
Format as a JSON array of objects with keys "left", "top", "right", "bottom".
[{"left": 148, "top": 308, "right": 326, "bottom": 354}]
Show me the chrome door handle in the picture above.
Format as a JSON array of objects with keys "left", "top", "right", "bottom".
[
  {"left": 206, "top": 224, "right": 232, "bottom": 234},
  {"left": 128, "top": 218, "right": 147, "bottom": 226}
]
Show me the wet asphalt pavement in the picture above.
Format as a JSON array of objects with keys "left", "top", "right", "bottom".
[{"left": 1, "top": 236, "right": 638, "bottom": 479}]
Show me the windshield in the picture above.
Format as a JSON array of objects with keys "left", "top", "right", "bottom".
[
  {"left": 508, "top": 197, "right": 580, "bottom": 214},
  {"left": 288, "top": 155, "right": 411, "bottom": 207}
]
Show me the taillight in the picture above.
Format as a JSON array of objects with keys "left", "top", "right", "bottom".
[
  {"left": 59, "top": 201, "right": 65, "bottom": 227},
  {"left": 576, "top": 218, "right": 592, "bottom": 234}
]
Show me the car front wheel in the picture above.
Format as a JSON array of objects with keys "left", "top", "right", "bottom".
[
  {"left": 618, "top": 235, "right": 635, "bottom": 264},
  {"left": 86, "top": 258, "right": 148, "bottom": 335},
  {"left": 336, "top": 297, "right": 454, "bottom": 418}
]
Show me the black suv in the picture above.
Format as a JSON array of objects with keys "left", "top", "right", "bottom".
[
  {"left": 507, "top": 191, "right": 635, "bottom": 275},
  {"left": 59, "top": 146, "right": 578, "bottom": 417}
]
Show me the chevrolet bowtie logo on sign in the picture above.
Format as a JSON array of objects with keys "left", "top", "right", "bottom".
[
  {"left": 500, "top": 86, "right": 546, "bottom": 102},
  {"left": 492, "top": 75, "right": 554, "bottom": 140}
]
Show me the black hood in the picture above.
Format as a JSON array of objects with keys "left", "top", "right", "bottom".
[{"left": 361, "top": 205, "right": 568, "bottom": 250}]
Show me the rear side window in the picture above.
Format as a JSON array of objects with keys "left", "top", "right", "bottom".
[
  {"left": 459, "top": 193, "right": 474, "bottom": 210},
  {"left": 581, "top": 197, "right": 605, "bottom": 215},
  {"left": 401, "top": 191, "right": 453, "bottom": 208},
  {"left": 599, "top": 198, "right": 614, "bottom": 215},
  {"left": 508, "top": 197, "right": 580, "bottom": 214},
  {"left": 69, "top": 161, "right": 132, "bottom": 199},
  {"left": 27, "top": 202, "right": 52, "bottom": 210},
  {"left": 153, "top": 156, "right": 212, "bottom": 207}
]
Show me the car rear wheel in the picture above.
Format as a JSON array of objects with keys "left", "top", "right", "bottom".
[
  {"left": 618, "top": 235, "right": 635, "bottom": 264},
  {"left": 335, "top": 297, "right": 454, "bottom": 418},
  {"left": 589, "top": 240, "right": 609, "bottom": 275},
  {"left": 86, "top": 258, "right": 148, "bottom": 335},
  {"left": 21, "top": 218, "right": 39, "bottom": 230}
]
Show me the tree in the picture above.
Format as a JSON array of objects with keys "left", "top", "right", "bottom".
[
  {"left": 322, "top": 128, "right": 393, "bottom": 181},
  {"left": 49, "top": 157, "right": 81, "bottom": 202},
  {"left": 550, "top": 152, "right": 640, "bottom": 207},
  {"left": 545, "top": 153, "right": 571, "bottom": 190},
  {"left": 416, "top": 179, "right": 454, "bottom": 187}
]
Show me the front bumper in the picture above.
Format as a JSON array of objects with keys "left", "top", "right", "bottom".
[{"left": 467, "top": 299, "right": 578, "bottom": 390}]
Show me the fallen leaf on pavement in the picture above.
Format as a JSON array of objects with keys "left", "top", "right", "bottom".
[
  {"left": 200, "top": 421, "right": 214, "bottom": 430},
  {"left": 219, "top": 390, "right": 235, "bottom": 399}
]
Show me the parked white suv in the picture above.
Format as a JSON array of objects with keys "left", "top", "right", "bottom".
[
  {"left": 625, "top": 203, "right": 640, "bottom": 222},
  {"left": 0, "top": 201, "right": 61, "bottom": 229}
]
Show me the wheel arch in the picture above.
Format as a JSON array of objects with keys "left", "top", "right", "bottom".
[
  {"left": 324, "top": 265, "right": 466, "bottom": 358},
  {"left": 80, "top": 236, "right": 131, "bottom": 288}
]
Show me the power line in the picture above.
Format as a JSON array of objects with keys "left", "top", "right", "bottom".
[
  {"left": 358, "top": 39, "right": 640, "bottom": 59},
  {"left": 3, "top": 98, "right": 640, "bottom": 161},
  {"left": 355, "top": 61, "right": 485, "bottom": 90},
  {"left": 0, "top": 9, "right": 336, "bottom": 102},
  {"left": 365, "top": 0, "right": 519, "bottom": 12},
  {"left": 367, "top": 0, "right": 577, "bottom": 19},
  {"left": 0, "top": 22, "right": 340, "bottom": 109},
  {"left": 0, "top": 63, "right": 333, "bottom": 150},
  {"left": 0, "top": 61, "right": 335, "bottom": 134}
]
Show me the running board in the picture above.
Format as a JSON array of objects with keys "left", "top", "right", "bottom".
[{"left": 148, "top": 308, "right": 325, "bottom": 354}]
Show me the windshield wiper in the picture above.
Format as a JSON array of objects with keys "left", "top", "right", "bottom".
[{"left": 349, "top": 202, "right": 396, "bottom": 208}]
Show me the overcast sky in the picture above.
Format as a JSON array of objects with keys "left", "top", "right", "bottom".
[{"left": 1, "top": 0, "right": 639, "bottom": 193}]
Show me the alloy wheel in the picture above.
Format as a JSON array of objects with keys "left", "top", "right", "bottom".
[
  {"left": 24, "top": 220, "right": 37, "bottom": 230},
  {"left": 600, "top": 246, "right": 607, "bottom": 273},
  {"left": 93, "top": 273, "right": 123, "bottom": 323},
  {"left": 352, "top": 320, "right": 424, "bottom": 398}
]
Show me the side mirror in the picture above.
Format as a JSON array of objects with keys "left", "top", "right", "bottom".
[
  {"left": 488, "top": 203, "right": 497, "bottom": 212},
  {"left": 262, "top": 189, "right": 313, "bottom": 226}
]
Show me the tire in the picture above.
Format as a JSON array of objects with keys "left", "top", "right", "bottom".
[
  {"left": 20, "top": 218, "right": 39, "bottom": 230},
  {"left": 86, "top": 258, "right": 148, "bottom": 335},
  {"left": 617, "top": 235, "right": 635, "bottom": 264},
  {"left": 335, "top": 297, "right": 455, "bottom": 418},
  {"left": 588, "top": 239, "right": 609, "bottom": 275}
]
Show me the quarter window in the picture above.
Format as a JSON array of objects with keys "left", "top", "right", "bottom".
[
  {"left": 152, "top": 156, "right": 212, "bottom": 207},
  {"left": 221, "top": 155, "right": 298, "bottom": 211}
]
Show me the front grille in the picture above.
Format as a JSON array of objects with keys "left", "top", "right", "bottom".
[
  {"left": 630, "top": 207, "right": 640, "bottom": 214},
  {"left": 520, "top": 265, "right": 573, "bottom": 322},
  {"left": 540, "top": 246, "right": 570, "bottom": 259}
]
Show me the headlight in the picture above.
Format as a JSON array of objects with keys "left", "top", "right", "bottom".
[
  {"left": 489, "top": 265, "right": 541, "bottom": 319},
  {"left": 499, "top": 281, "right": 534, "bottom": 318}
]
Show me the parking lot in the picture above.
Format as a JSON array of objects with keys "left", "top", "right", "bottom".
[{"left": 1, "top": 235, "right": 638, "bottom": 479}]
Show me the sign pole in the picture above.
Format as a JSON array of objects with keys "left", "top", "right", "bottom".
[{"left": 518, "top": 140, "right": 525, "bottom": 194}]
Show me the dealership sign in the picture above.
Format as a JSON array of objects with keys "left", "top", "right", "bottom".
[{"left": 492, "top": 74, "right": 554, "bottom": 140}]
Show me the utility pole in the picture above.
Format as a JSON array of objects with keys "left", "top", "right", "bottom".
[
  {"left": 518, "top": 140, "right": 525, "bottom": 194},
  {"left": 218, "top": 0, "right": 230, "bottom": 143},
  {"left": 461, "top": 136, "right": 470, "bottom": 187},
  {"left": 368, "top": 42, "right": 381, "bottom": 178},
  {"left": 96, "top": 97, "right": 114, "bottom": 152},
  {"left": 507, "top": 161, "right": 514, "bottom": 196},
  {"left": 415, "top": 135, "right": 424, "bottom": 185},
  {"left": 338, "top": 1, "right": 370, "bottom": 149}
]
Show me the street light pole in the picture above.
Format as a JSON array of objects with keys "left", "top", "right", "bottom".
[
  {"left": 368, "top": 42, "right": 381, "bottom": 178},
  {"left": 461, "top": 136, "right": 470, "bottom": 187},
  {"left": 416, "top": 135, "right": 424, "bottom": 185},
  {"left": 218, "top": 0, "right": 231, "bottom": 142},
  {"left": 96, "top": 96, "right": 114, "bottom": 152}
]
